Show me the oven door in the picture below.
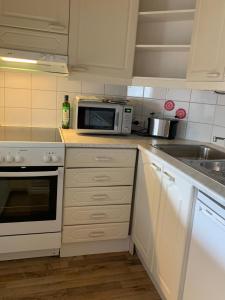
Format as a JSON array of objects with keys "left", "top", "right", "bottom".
[
  {"left": 0, "top": 167, "right": 64, "bottom": 236},
  {"left": 76, "top": 103, "right": 123, "bottom": 134}
]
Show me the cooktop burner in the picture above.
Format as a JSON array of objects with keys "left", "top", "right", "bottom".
[{"left": 0, "top": 126, "right": 62, "bottom": 143}]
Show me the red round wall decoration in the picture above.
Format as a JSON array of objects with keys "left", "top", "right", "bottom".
[
  {"left": 164, "top": 100, "right": 175, "bottom": 111},
  {"left": 176, "top": 108, "right": 187, "bottom": 119}
]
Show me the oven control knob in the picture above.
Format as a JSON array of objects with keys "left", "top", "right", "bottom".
[
  {"left": 15, "top": 154, "right": 23, "bottom": 163},
  {"left": 51, "top": 155, "right": 59, "bottom": 163},
  {"left": 43, "top": 154, "right": 51, "bottom": 163},
  {"left": 6, "top": 153, "right": 14, "bottom": 163}
]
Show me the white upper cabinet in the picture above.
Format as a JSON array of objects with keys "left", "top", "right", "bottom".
[
  {"left": 187, "top": 0, "right": 225, "bottom": 81},
  {"left": 69, "top": 0, "right": 139, "bottom": 78},
  {"left": 132, "top": 151, "right": 162, "bottom": 270},
  {"left": 0, "top": 0, "right": 69, "bottom": 34},
  {"left": 153, "top": 164, "right": 194, "bottom": 300}
]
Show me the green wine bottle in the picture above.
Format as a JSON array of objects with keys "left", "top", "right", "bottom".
[{"left": 62, "top": 95, "right": 70, "bottom": 129}]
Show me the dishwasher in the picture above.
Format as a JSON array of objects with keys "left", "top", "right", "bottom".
[{"left": 183, "top": 191, "right": 225, "bottom": 300}]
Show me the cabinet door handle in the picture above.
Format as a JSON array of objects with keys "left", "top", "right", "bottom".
[
  {"left": 152, "top": 162, "right": 161, "bottom": 172},
  {"left": 207, "top": 72, "right": 221, "bottom": 78},
  {"left": 90, "top": 213, "right": 107, "bottom": 220},
  {"left": 163, "top": 171, "right": 175, "bottom": 182},
  {"left": 93, "top": 175, "right": 110, "bottom": 182},
  {"left": 48, "top": 23, "right": 66, "bottom": 31},
  {"left": 92, "top": 194, "right": 109, "bottom": 200},
  {"left": 95, "top": 156, "right": 113, "bottom": 162},
  {"left": 89, "top": 231, "right": 105, "bottom": 238}
]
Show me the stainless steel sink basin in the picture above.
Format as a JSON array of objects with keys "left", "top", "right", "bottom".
[
  {"left": 154, "top": 144, "right": 225, "bottom": 160},
  {"left": 200, "top": 161, "right": 225, "bottom": 172}
]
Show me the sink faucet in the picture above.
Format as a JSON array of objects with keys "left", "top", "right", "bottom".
[{"left": 213, "top": 136, "right": 225, "bottom": 143}]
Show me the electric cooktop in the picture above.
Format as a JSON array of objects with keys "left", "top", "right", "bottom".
[{"left": 0, "top": 126, "right": 62, "bottom": 143}]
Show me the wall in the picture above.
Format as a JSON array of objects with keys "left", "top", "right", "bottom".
[
  {"left": 0, "top": 71, "right": 127, "bottom": 128},
  {"left": 1, "top": 70, "right": 225, "bottom": 147},
  {"left": 128, "top": 86, "right": 225, "bottom": 147}
]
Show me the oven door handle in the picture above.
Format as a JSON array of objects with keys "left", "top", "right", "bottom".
[{"left": 0, "top": 171, "right": 60, "bottom": 177}]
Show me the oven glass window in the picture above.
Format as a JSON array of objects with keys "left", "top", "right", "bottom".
[
  {"left": 78, "top": 107, "right": 116, "bottom": 130},
  {"left": 0, "top": 176, "right": 57, "bottom": 223}
]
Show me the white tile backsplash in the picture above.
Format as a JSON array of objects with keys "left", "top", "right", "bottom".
[
  {"left": 5, "top": 72, "right": 31, "bottom": 89},
  {"left": 0, "top": 107, "right": 4, "bottom": 125},
  {"left": 190, "top": 90, "right": 218, "bottom": 104},
  {"left": 32, "top": 90, "right": 56, "bottom": 109},
  {"left": 166, "top": 88, "right": 191, "bottom": 102},
  {"left": 143, "top": 99, "right": 165, "bottom": 117},
  {"left": 32, "top": 73, "right": 57, "bottom": 91},
  {"left": 0, "top": 72, "right": 4, "bottom": 87},
  {"left": 104, "top": 84, "right": 127, "bottom": 96},
  {"left": 127, "top": 86, "right": 144, "bottom": 98},
  {"left": 188, "top": 103, "right": 215, "bottom": 124},
  {"left": 144, "top": 87, "right": 167, "bottom": 99},
  {"left": 186, "top": 122, "right": 213, "bottom": 142},
  {"left": 31, "top": 109, "right": 56, "bottom": 128},
  {"left": 5, "top": 108, "right": 31, "bottom": 126},
  {"left": 211, "top": 126, "right": 225, "bottom": 146},
  {"left": 5, "top": 88, "right": 31, "bottom": 108},
  {"left": 214, "top": 105, "right": 225, "bottom": 127},
  {"left": 82, "top": 81, "right": 104, "bottom": 95},
  {"left": 57, "top": 77, "right": 81, "bottom": 93},
  {"left": 217, "top": 94, "right": 225, "bottom": 106}
]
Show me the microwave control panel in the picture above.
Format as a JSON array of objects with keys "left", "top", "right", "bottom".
[{"left": 121, "top": 106, "right": 133, "bottom": 134}]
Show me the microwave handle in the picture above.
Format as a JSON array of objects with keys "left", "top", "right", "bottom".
[
  {"left": 115, "top": 112, "right": 119, "bottom": 128},
  {"left": 0, "top": 170, "right": 59, "bottom": 178}
]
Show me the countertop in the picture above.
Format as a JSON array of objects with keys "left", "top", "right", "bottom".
[{"left": 60, "top": 129, "right": 225, "bottom": 205}]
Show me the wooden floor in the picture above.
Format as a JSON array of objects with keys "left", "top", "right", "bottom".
[{"left": 0, "top": 252, "right": 161, "bottom": 300}]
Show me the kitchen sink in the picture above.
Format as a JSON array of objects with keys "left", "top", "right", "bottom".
[
  {"left": 154, "top": 144, "right": 225, "bottom": 160},
  {"left": 200, "top": 161, "right": 225, "bottom": 173}
]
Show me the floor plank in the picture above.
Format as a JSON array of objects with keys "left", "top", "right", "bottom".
[{"left": 0, "top": 252, "right": 161, "bottom": 300}]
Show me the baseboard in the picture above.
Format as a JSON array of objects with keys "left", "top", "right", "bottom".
[
  {"left": 0, "top": 249, "right": 59, "bottom": 261},
  {"left": 60, "top": 238, "right": 130, "bottom": 257}
]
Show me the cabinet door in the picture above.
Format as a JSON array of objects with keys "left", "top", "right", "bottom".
[
  {"left": 0, "top": 0, "right": 69, "bottom": 34},
  {"left": 132, "top": 151, "right": 162, "bottom": 270},
  {"left": 187, "top": 0, "right": 225, "bottom": 81},
  {"left": 153, "top": 164, "right": 193, "bottom": 300},
  {"left": 69, "top": 0, "right": 139, "bottom": 78}
]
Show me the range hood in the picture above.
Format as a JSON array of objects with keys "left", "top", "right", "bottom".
[{"left": 0, "top": 48, "right": 68, "bottom": 75}]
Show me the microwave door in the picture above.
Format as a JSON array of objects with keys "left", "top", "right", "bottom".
[{"left": 77, "top": 104, "right": 123, "bottom": 134}]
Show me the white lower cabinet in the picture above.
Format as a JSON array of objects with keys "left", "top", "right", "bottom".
[
  {"left": 61, "top": 147, "right": 136, "bottom": 257},
  {"left": 132, "top": 149, "right": 194, "bottom": 300}
]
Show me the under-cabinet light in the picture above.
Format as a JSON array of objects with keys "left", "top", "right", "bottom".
[{"left": 1, "top": 57, "right": 38, "bottom": 64}]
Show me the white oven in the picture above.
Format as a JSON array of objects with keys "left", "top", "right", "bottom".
[{"left": 0, "top": 166, "right": 64, "bottom": 236}]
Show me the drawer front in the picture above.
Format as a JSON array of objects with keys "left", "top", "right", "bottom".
[
  {"left": 66, "top": 148, "right": 136, "bottom": 168},
  {"left": 64, "top": 186, "right": 133, "bottom": 207},
  {"left": 64, "top": 205, "right": 131, "bottom": 225},
  {"left": 62, "top": 223, "right": 129, "bottom": 243},
  {"left": 65, "top": 168, "right": 134, "bottom": 187},
  {"left": 0, "top": 26, "right": 68, "bottom": 55}
]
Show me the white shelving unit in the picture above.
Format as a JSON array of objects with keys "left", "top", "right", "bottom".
[{"left": 133, "top": 0, "right": 196, "bottom": 84}]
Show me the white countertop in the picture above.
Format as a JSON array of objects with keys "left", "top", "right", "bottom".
[{"left": 60, "top": 129, "right": 225, "bottom": 205}]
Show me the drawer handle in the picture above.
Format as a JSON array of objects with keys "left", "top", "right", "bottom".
[
  {"left": 95, "top": 156, "right": 113, "bottom": 162},
  {"left": 151, "top": 162, "right": 161, "bottom": 172},
  {"left": 93, "top": 176, "right": 110, "bottom": 182},
  {"left": 207, "top": 72, "right": 221, "bottom": 78},
  {"left": 48, "top": 23, "right": 66, "bottom": 31},
  {"left": 163, "top": 171, "right": 175, "bottom": 182},
  {"left": 92, "top": 194, "right": 109, "bottom": 200},
  {"left": 90, "top": 213, "right": 107, "bottom": 220},
  {"left": 89, "top": 231, "right": 105, "bottom": 238}
]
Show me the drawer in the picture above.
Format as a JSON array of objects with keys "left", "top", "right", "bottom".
[
  {"left": 0, "top": 26, "right": 68, "bottom": 55},
  {"left": 64, "top": 205, "right": 131, "bottom": 225},
  {"left": 65, "top": 168, "right": 134, "bottom": 187},
  {"left": 62, "top": 223, "right": 129, "bottom": 243},
  {"left": 64, "top": 186, "right": 133, "bottom": 207},
  {"left": 66, "top": 148, "right": 136, "bottom": 168}
]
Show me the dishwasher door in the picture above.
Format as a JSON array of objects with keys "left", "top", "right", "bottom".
[{"left": 183, "top": 194, "right": 225, "bottom": 300}]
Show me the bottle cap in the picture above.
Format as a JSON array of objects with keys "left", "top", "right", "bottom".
[{"left": 64, "top": 95, "right": 69, "bottom": 102}]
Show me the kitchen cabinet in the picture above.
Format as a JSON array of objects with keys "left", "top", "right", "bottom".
[
  {"left": 132, "top": 150, "right": 162, "bottom": 270},
  {"left": 0, "top": 0, "right": 69, "bottom": 34},
  {"left": 187, "top": 0, "right": 225, "bottom": 82},
  {"left": 68, "top": 0, "right": 139, "bottom": 79},
  {"left": 153, "top": 163, "right": 194, "bottom": 300}
]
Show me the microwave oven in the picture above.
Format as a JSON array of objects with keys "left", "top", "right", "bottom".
[{"left": 75, "top": 98, "right": 133, "bottom": 135}]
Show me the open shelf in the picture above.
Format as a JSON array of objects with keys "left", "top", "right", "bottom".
[
  {"left": 136, "top": 45, "right": 190, "bottom": 51},
  {"left": 139, "top": 0, "right": 196, "bottom": 12},
  {"left": 139, "top": 9, "right": 196, "bottom": 22},
  {"left": 134, "top": 48, "right": 189, "bottom": 79}
]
